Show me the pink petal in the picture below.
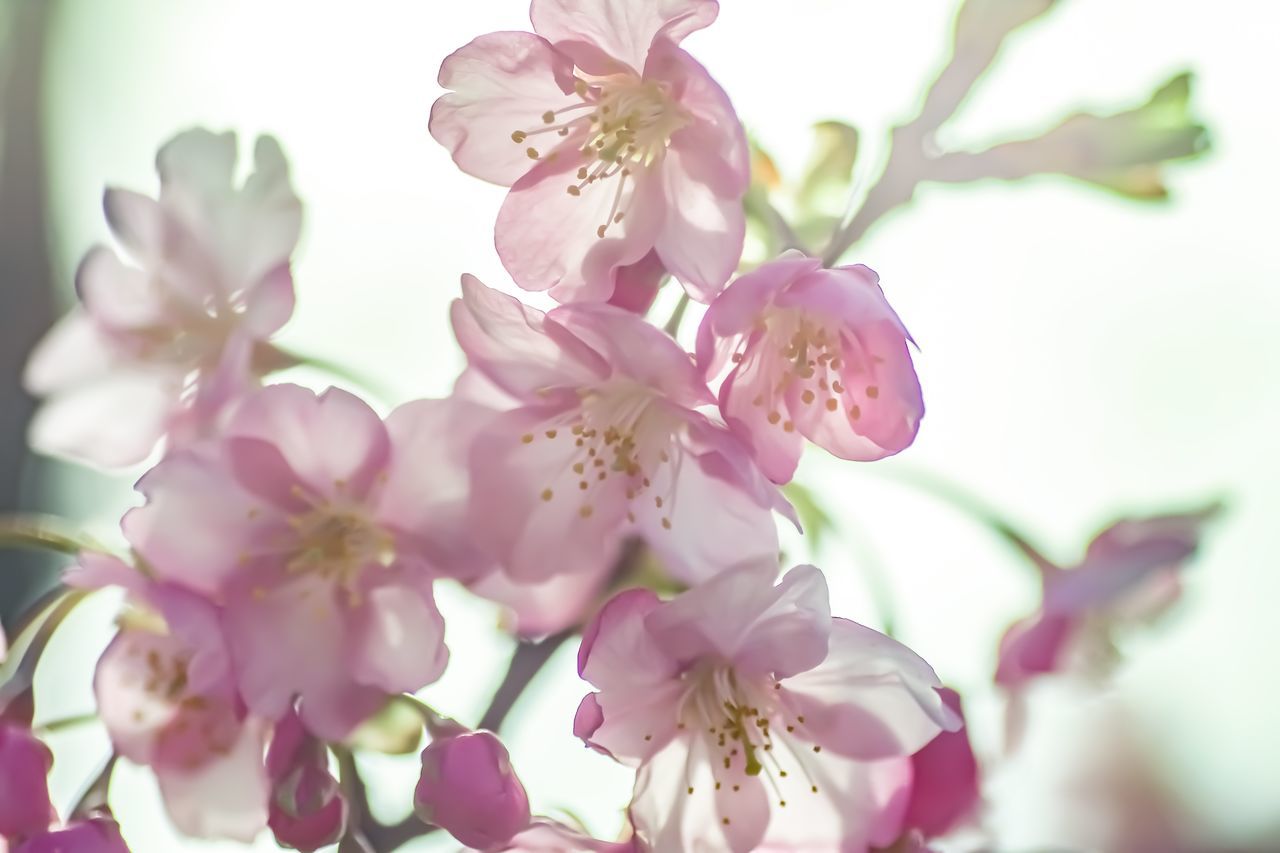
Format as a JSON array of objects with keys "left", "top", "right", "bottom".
[
  {"left": 156, "top": 128, "right": 238, "bottom": 201},
  {"left": 547, "top": 303, "right": 712, "bottom": 406},
  {"left": 467, "top": 406, "right": 630, "bottom": 582},
  {"left": 226, "top": 384, "right": 390, "bottom": 500},
  {"left": 607, "top": 250, "right": 667, "bottom": 314},
  {"left": 376, "top": 397, "right": 497, "bottom": 581},
  {"left": 469, "top": 568, "right": 605, "bottom": 638},
  {"left": 27, "top": 362, "right": 178, "bottom": 468},
  {"left": 578, "top": 589, "right": 673, "bottom": 688},
  {"left": 496, "top": 151, "right": 666, "bottom": 301},
  {"left": 431, "top": 31, "right": 580, "bottom": 186},
  {"left": 646, "top": 563, "right": 830, "bottom": 677},
  {"left": 22, "top": 310, "right": 118, "bottom": 396},
  {"left": 718, "top": 339, "right": 807, "bottom": 484},
  {"left": 235, "top": 135, "right": 304, "bottom": 288},
  {"left": 632, "top": 735, "right": 770, "bottom": 853},
  {"left": 125, "top": 448, "right": 261, "bottom": 595},
  {"left": 451, "top": 275, "right": 609, "bottom": 400},
  {"left": 901, "top": 688, "right": 980, "bottom": 838},
  {"left": 241, "top": 263, "right": 296, "bottom": 338},
  {"left": 102, "top": 187, "right": 165, "bottom": 261},
  {"left": 349, "top": 577, "right": 449, "bottom": 695},
  {"left": 530, "top": 0, "right": 718, "bottom": 75},
  {"left": 94, "top": 630, "right": 184, "bottom": 764},
  {"left": 155, "top": 718, "right": 270, "bottom": 842},
  {"left": 781, "top": 619, "right": 957, "bottom": 761},
  {"left": 75, "top": 246, "right": 167, "bottom": 332},
  {"left": 993, "top": 611, "right": 1073, "bottom": 687}
]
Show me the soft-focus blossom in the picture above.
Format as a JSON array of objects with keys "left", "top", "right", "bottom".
[
  {"left": 266, "top": 709, "right": 347, "bottom": 851},
  {"left": 11, "top": 818, "right": 131, "bottom": 853},
  {"left": 575, "top": 561, "right": 959, "bottom": 852},
  {"left": 0, "top": 724, "right": 54, "bottom": 840},
  {"left": 896, "top": 689, "right": 980, "bottom": 842},
  {"left": 69, "top": 553, "right": 269, "bottom": 842},
  {"left": 453, "top": 275, "right": 793, "bottom": 584},
  {"left": 23, "top": 128, "right": 302, "bottom": 467},
  {"left": 697, "top": 252, "right": 923, "bottom": 483},
  {"left": 996, "top": 504, "right": 1220, "bottom": 689},
  {"left": 431, "top": 0, "right": 747, "bottom": 303},
  {"left": 122, "top": 385, "right": 479, "bottom": 738},
  {"left": 415, "top": 730, "right": 531, "bottom": 850}
]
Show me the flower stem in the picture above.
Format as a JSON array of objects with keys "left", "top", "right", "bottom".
[
  {"left": 662, "top": 292, "right": 690, "bottom": 338},
  {"left": 0, "top": 514, "right": 97, "bottom": 556}
]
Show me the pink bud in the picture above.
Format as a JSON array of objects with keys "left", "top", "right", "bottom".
[
  {"left": 0, "top": 723, "right": 54, "bottom": 839},
  {"left": 414, "top": 731, "right": 530, "bottom": 850},
  {"left": 901, "top": 689, "right": 981, "bottom": 839},
  {"left": 266, "top": 711, "right": 347, "bottom": 852},
  {"left": 12, "top": 817, "right": 130, "bottom": 853}
]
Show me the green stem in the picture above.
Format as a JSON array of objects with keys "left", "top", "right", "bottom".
[
  {"left": 0, "top": 515, "right": 98, "bottom": 556},
  {"left": 34, "top": 711, "right": 100, "bottom": 735},
  {"left": 0, "top": 589, "right": 89, "bottom": 716},
  {"left": 662, "top": 292, "right": 691, "bottom": 338}
]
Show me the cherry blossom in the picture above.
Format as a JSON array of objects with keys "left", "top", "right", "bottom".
[
  {"left": 23, "top": 128, "right": 301, "bottom": 467},
  {"left": 431, "top": 0, "right": 747, "bottom": 303},
  {"left": 574, "top": 561, "right": 959, "bottom": 852},
  {"left": 895, "top": 689, "right": 980, "bottom": 844},
  {"left": 266, "top": 709, "right": 347, "bottom": 851},
  {"left": 0, "top": 723, "right": 54, "bottom": 840},
  {"left": 453, "top": 275, "right": 793, "bottom": 584},
  {"left": 996, "top": 504, "right": 1220, "bottom": 689},
  {"left": 697, "top": 252, "right": 923, "bottom": 483},
  {"left": 68, "top": 552, "right": 269, "bottom": 842},
  {"left": 121, "top": 385, "right": 482, "bottom": 738}
]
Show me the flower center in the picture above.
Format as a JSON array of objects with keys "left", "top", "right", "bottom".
[
  {"left": 511, "top": 74, "right": 687, "bottom": 239},
  {"left": 674, "top": 665, "right": 827, "bottom": 809},
  {"left": 520, "top": 381, "right": 683, "bottom": 529},
  {"left": 286, "top": 499, "right": 394, "bottom": 590},
  {"left": 737, "top": 309, "right": 872, "bottom": 429}
]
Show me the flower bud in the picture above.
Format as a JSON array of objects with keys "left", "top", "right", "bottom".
[
  {"left": 266, "top": 711, "right": 347, "bottom": 852},
  {"left": 414, "top": 731, "right": 530, "bottom": 850},
  {"left": 0, "top": 722, "right": 54, "bottom": 839}
]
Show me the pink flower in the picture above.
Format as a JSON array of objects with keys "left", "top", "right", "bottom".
[
  {"left": 266, "top": 709, "right": 347, "bottom": 851},
  {"left": 69, "top": 553, "right": 270, "bottom": 842},
  {"left": 121, "top": 385, "right": 481, "bottom": 738},
  {"left": 415, "top": 730, "right": 531, "bottom": 850},
  {"left": 430, "top": 0, "right": 747, "bottom": 303},
  {"left": 0, "top": 724, "right": 55, "bottom": 840},
  {"left": 897, "top": 689, "right": 980, "bottom": 841},
  {"left": 995, "top": 504, "right": 1220, "bottom": 689},
  {"left": 23, "top": 128, "right": 301, "bottom": 467},
  {"left": 574, "top": 561, "right": 959, "bottom": 853},
  {"left": 697, "top": 252, "right": 924, "bottom": 483},
  {"left": 10, "top": 818, "right": 131, "bottom": 853},
  {"left": 453, "top": 275, "right": 793, "bottom": 584}
]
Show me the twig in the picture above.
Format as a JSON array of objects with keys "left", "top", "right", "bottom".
[
  {"left": 662, "top": 292, "right": 690, "bottom": 338},
  {"left": 69, "top": 753, "right": 117, "bottom": 820},
  {"left": 478, "top": 629, "right": 574, "bottom": 734},
  {"left": 0, "top": 514, "right": 98, "bottom": 556}
]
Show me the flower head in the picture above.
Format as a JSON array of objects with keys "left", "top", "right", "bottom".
[
  {"left": 431, "top": 0, "right": 747, "bottom": 303},
  {"left": 453, "top": 275, "right": 792, "bottom": 585},
  {"left": 575, "top": 562, "right": 959, "bottom": 852},
  {"left": 122, "top": 385, "right": 481, "bottom": 737},
  {"left": 68, "top": 553, "right": 270, "bottom": 842},
  {"left": 10, "top": 817, "right": 131, "bottom": 853},
  {"left": 0, "top": 725, "right": 54, "bottom": 841},
  {"left": 698, "top": 252, "right": 923, "bottom": 483},
  {"left": 415, "top": 730, "right": 531, "bottom": 850},
  {"left": 266, "top": 709, "right": 347, "bottom": 851},
  {"left": 996, "top": 503, "right": 1220, "bottom": 688},
  {"left": 24, "top": 128, "right": 301, "bottom": 467}
]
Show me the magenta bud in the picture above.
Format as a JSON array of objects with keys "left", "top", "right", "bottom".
[
  {"left": 0, "top": 722, "right": 55, "bottom": 839},
  {"left": 266, "top": 710, "right": 347, "bottom": 852},
  {"left": 414, "top": 730, "right": 531, "bottom": 850}
]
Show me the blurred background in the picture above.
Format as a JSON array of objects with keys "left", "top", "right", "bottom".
[{"left": 2, "top": 0, "right": 1277, "bottom": 850}]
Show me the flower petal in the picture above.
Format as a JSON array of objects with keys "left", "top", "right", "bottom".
[
  {"left": 155, "top": 718, "right": 270, "bottom": 842},
  {"left": 646, "top": 563, "right": 830, "bottom": 678},
  {"left": 781, "top": 618, "right": 957, "bottom": 761},
  {"left": 531, "top": 0, "right": 719, "bottom": 75},
  {"left": 349, "top": 577, "right": 449, "bottom": 694},
  {"left": 496, "top": 151, "right": 666, "bottom": 302},
  {"left": 451, "top": 274, "right": 609, "bottom": 399},
  {"left": 431, "top": 31, "right": 580, "bottom": 186}
]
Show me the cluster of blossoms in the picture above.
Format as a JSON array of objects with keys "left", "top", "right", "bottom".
[{"left": 0, "top": 1, "right": 1217, "bottom": 852}]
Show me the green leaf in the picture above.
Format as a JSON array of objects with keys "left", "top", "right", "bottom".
[{"left": 797, "top": 121, "right": 860, "bottom": 213}]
